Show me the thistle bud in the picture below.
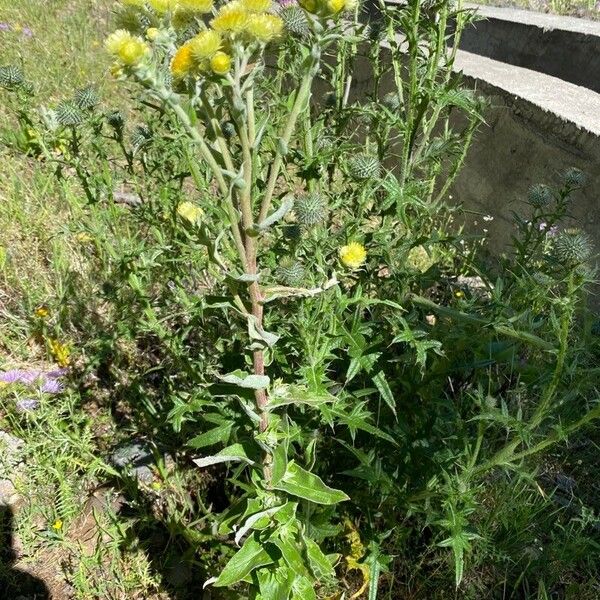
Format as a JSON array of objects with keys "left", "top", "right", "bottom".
[{"left": 295, "top": 192, "right": 328, "bottom": 227}]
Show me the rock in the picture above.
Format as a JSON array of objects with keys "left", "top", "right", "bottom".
[
  {"left": 0, "top": 478, "right": 21, "bottom": 507},
  {"left": 110, "top": 441, "right": 155, "bottom": 483}
]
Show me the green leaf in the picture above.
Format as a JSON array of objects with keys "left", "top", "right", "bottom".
[
  {"left": 273, "top": 461, "right": 349, "bottom": 505},
  {"left": 291, "top": 575, "right": 317, "bottom": 600},
  {"left": 272, "top": 535, "right": 309, "bottom": 576},
  {"left": 193, "top": 443, "right": 255, "bottom": 468},
  {"left": 212, "top": 533, "right": 274, "bottom": 587},
  {"left": 235, "top": 505, "right": 288, "bottom": 545},
  {"left": 304, "top": 537, "right": 335, "bottom": 581},
  {"left": 372, "top": 370, "right": 397, "bottom": 417},
  {"left": 267, "top": 383, "right": 336, "bottom": 410},
  {"left": 187, "top": 423, "right": 233, "bottom": 449},
  {"left": 219, "top": 370, "right": 270, "bottom": 390},
  {"left": 271, "top": 443, "right": 288, "bottom": 486}
]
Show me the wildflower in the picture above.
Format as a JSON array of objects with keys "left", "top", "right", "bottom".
[
  {"left": 177, "top": 201, "right": 203, "bottom": 223},
  {"left": 146, "top": 27, "right": 160, "bottom": 41},
  {"left": 327, "top": 0, "right": 345, "bottom": 12},
  {"left": 210, "top": 51, "right": 232, "bottom": 74},
  {"left": 245, "top": 13, "right": 283, "bottom": 42},
  {"left": 189, "top": 30, "right": 222, "bottom": 61},
  {"left": 22, "top": 27, "right": 33, "bottom": 37},
  {"left": 52, "top": 519, "right": 63, "bottom": 531},
  {"left": 149, "top": 0, "right": 179, "bottom": 12},
  {"left": 211, "top": 2, "right": 249, "bottom": 34},
  {"left": 339, "top": 242, "right": 367, "bottom": 270},
  {"left": 40, "top": 379, "right": 64, "bottom": 394},
  {"left": 35, "top": 306, "right": 50, "bottom": 318},
  {"left": 15, "top": 398, "right": 39, "bottom": 413},
  {"left": 75, "top": 232, "right": 94, "bottom": 243},
  {"left": 0, "top": 23, "right": 10, "bottom": 32},
  {"left": 178, "top": 0, "right": 215, "bottom": 11},
  {"left": 49, "top": 339, "right": 71, "bottom": 368},
  {"left": 171, "top": 43, "right": 195, "bottom": 78},
  {"left": 105, "top": 30, "right": 149, "bottom": 66},
  {"left": 241, "top": 0, "right": 272, "bottom": 11},
  {"left": 454, "top": 290, "right": 464, "bottom": 298}
]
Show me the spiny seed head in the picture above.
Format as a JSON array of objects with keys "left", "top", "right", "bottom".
[
  {"left": 221, "top": 120, "right": 236, "bottom": 138},
  {"left": 107, "top": 110, "right": 125, "bottom": 131},
  {"left": 0, "top": 65, "right": 25, "bottom": 89},
  {"left": 115, "top": 5, "right": 154, "bottom": 34},
  {"left": 277, "top": 257, "right": 305, "bottom": 286},
  {"left": 348, "top": 153, "right": 381, "bottom": 181},
  {"left": 295, "top": 192, "right": 328, "bottom": 227},
  {"left": 553, "top": 228, "right": 593, "bottom": 264},
  {"left": 382, "top": 92, "right": 400, "bottom": 111},
  {"left": 283, "top": 224, "right": 301, "bottom": 240},
  {"left": 527, "top": 183, "right": 553, "bottom": 208},
  {"left": 279, "top": 6, "right": 310, "bottom": 37},
  {"left": 56, "top": 100, "right": 84, "bottom": 127},
  {"left": 562, "top": 167, "right": 586, "bottom": 189},
  {"left": 132, "top": 124, "right": 152, "bottom": 151},
  {"left": 74, "top": 86, "right": 100, "bottom": 110}
]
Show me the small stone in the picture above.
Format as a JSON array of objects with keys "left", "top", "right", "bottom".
[{"left": 0, "top": 478, "right": 20, "bottom": 506}]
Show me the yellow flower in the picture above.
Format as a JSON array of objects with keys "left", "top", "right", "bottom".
[
  {"left": 177, "top": 201, "right": 203, "bottom": 223},
  {"left": 146, "top": 27, "right": 160, "bottom": 41},
  {"left": 171, "top": 43, "right": 195, "bottom": 78},
  {"left": 189, "top": 29, "right": 222, "bottom": 61},
  {"left": 149, "top": 0, "right": 179, "bottom": 12},
  {"left": 49, "top": 339, "right": 71, "bottom": 368},
  {"left": 327, "top": 0, "right": 345, "bottom": 12},
  {"left": 35, "top": 306, "right": 50, "bottom": 319},
  {"left": 52, "top": 519, "right": 63, "bottom": 530},
  {"left": 178, "top": 0, "right": 214, "bottom": 11},
  {"left": 241, "top": 0, "right": 272, "bottom": 11},
  {"left": 75, "top": 232, "right": 94, "bottom": 244},
  {"left": 105, "top": 30, "right": 149, "bottom": 65},
  {"left": 211, "top": 2, "right": 249, "bottom": 34},
  {"left": 339, "top": 242, "right": 367, "bottom": 270},
  {"left": 210, "top": 51, "right": 232, "bottom": 75},
  {"left": 245, "top": 13, "right": 283, "bottom": 43},
  {"left": 454, "top": 290, "right": 464, "bottom": 298}
]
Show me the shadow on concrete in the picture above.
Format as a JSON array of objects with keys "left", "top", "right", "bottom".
[{"left": 0, "top": 505, "right": 50, "bottom": 600}]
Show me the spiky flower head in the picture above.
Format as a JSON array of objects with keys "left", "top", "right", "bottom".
[
  {"left": 221, "top": 120, "right": 236, "bottom": 138},
  {"left": 132, "top": 124, "right": 152, "bottom": 151},
  {"left": 295, "top": 192, "right": 328, "bottom": 227},
  {"left": 171, "top": 42, "right": 195, "bottom": 78},
  {"left": 279, "top": 5, "right": 309, "bottom": 36},
  {"left": 149, "top": 0, "right": 179, "bottom": 13},
  {"left": 146, "top": 27, "right": 160, "bottom": 40},
  {"left": 527, "top": 183, "right": 553, "bottom": 208},
  {"left": 242, "top": 0, "right": 272, "bottom": 10},
  {"left": 210, "top": 51, "right": 232, "bottom": 75},
  {"left": 277, "top": 257, "right": 305, "bottom": 286},
  {"left": 56, "top": 100, "right": 84, "bottom": 127},
  {"left": 105, "top": 30, "right": 149, "bottom": 65},
  {"left": 562, "top": 167, "right": 586, "bottom": 189},
  {"left": 0, "top": 65, "right": 25, "bottom": 89},
  {"left": 178, "top": 0, "right": 215, "bottom": 11},
  {"left": 189, "top": 29, "right": 222, "bottom": 62},
  {"left": 74, "top": 86, "right": 99, "bottom": 110},
  {"left": 245, "top": 13, "right": 283, "bottom": 43},
  {"left": 348, "top": 153, "right": 381, "bottom": 181},
  {"left": 177, "top": 201, "right": 203, "bottom": 223},
  {"left": 107, "top": 110, "right": 125, "bottom": 132},
  {"left": 211, "top": 2, "right": 249, "bottom": 34},
  {"left": 339, "top": 242, "right": 367, "bottom": 270},
  {"left": 553, "top": 228, "right": 593, "bottom": 265}
]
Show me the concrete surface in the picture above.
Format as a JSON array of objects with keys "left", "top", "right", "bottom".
[{"left": 460, "top": 3, "right": 600, "bottom": 92}]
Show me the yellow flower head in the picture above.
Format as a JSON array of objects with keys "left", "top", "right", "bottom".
[
  {"left": 327, "top": 0, "right": 345, "bottom": 13},
  {"left": 105, "top": 30, "right": 149, "bottom": 65},
  {"left": 146, "top": 27, "right": 160, "bottom": 41},
  {"left": 149, "top": 0, "right": 179, "bottom": 13},
  {"left": 241, "top": 0, "right": 272, "bottom": 12},
  {"left": 52, "top": 519, "right": 63, "bottom": 531},
  {"left": 49, "top": 339, "right": 71, "bottom": 368},
  {"left": 245, "top": 13, "right": 283, "bottom": 43},
  {"left": 177, "top": 201, "right": 203, "bottom": 223},
  {"left": 339, "top": 242, "right": 367, "bottom": 270},
  {"left": 178, "top": 0, "right": 214, "bottom": 11},
  {"left": 35, "top": 306, "right": 50, "bottom": 319},
  {"left": 189, "top": 29, "right": 222, "bottom": 61},
  {"left": 171, "top": 43, "right": 195, "bottom": 78},
  {"left": 210, "top": 51, "right": 232, "bottom": 75},
  {"left": 211, "top": 2, "right": 249, "bottom": 34}
]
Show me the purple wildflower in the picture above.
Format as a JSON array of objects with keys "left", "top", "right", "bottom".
[
  {"left": 0, "top": 23, "right": 10, "bottom": 32},
  {"left": 0, "top": 368, "right": 66, "bottom": 394},
  {"left": 15, "top": 398, "right": 39, "bottom": 413},
  {"left": 22, "top": 27, "right": 33, "bottom": 37},
  {"left": 40, "top": 379, "right": 64, "bottom": 394},
  {"left": 46, "top": 368, "right": 69, "bottom": 379},
  {"left": 0, "top": 369, "right": 42, "bottom": 385},
  {"left": 539, "top": 222, "right": 559, "bottom": 237}
]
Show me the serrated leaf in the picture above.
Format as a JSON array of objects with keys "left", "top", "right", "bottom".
[
  {"left": 372, "top": 370, "right": 397, "bottom": 418},
  {"left": 187, "top": 423, "right": 233, "bottom": 449},
  {"left": 267, "top": 384, "right": 336, "bottom": 410},
  {"left": 219, "top": 370, "right": 270, "bottom": 390},
  {"left": 193, "top": 443, "right": 255, "bottom": 468},
  {"left": 212, "top": 533, "right": 274, "bottom": 587},
  {"left": 273, "top": 461, "right": 349, "bottom": 505}
]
